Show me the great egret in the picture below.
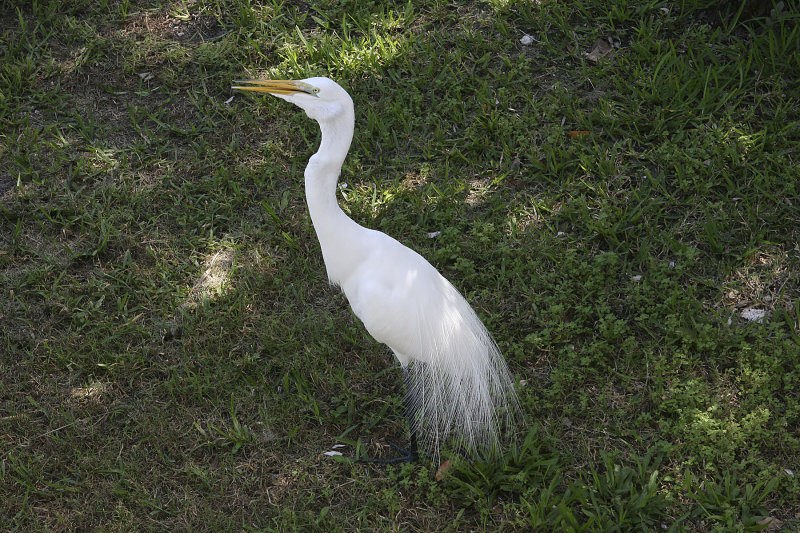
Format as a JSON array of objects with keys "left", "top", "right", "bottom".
[{"left": 233, "top": 77, "right": 518, "bottom": 461}]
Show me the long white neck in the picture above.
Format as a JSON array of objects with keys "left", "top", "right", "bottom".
[
  {"left": 304, "top": 107, "right": 366, "bottom": 284},
  {"left": 304, "top": 110, "right": 353, "bottom": 218}
]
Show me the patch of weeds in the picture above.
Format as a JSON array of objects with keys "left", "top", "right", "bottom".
[{"left": 687, "top": 471, "right": 778, "bottom": 530}]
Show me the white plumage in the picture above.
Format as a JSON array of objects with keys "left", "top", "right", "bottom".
[{"left": 234, "top": 77, "right": 518, "bottom": 458}]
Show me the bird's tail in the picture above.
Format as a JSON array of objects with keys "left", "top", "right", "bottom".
[{"left": 405, "top": 282, "right": 519, "bottom": 459}]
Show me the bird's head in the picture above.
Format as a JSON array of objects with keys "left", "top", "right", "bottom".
[{"left": 232, "top": 76, "right": 352, "bottom": 123}]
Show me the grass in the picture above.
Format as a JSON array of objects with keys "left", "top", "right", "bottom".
[{"left": 1, "top": 0, "right": 799, "bottom": 530}]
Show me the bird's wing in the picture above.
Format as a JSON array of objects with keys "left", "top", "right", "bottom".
[
  {"left": 339, "top": 234, "right": 446, "bottom": 364},
  {"left": 339, "top": 233, "right": 486, "bottom": 368}
]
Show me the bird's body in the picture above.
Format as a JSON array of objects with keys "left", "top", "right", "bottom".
[{"left": 234, "top": 77, "right": 517, "bottom": 458}]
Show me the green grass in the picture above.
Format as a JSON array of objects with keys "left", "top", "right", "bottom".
[{"left": 1, "top": 0, "right": 799, "bottom": 530}]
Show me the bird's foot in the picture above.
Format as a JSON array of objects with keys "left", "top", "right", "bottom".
[{"left": 357, "top": 439, "right": 417, "bottom": 464}]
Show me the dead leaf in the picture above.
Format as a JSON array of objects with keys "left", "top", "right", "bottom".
[
  {"left": 435, "top": 459, "right": 452, "bottom": 481},
  {"left": 757, "top": 517, "right": 783, "bottom": 531},
  {"left": 568, "top": 130, "right": 590, "bottom": 139},
  {"left": 586, "top": 38, "right": 613, "bottom": 62},
  {"left": 138, "top": 72, "right": 155, "bottom": 82}
]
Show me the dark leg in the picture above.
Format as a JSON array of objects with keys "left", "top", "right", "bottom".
[
  {"left": 358, "top": 367, "right": 418, "bottom": 464},
  {"left": 401, "top": 366, "right": 418, "bottom": 456}
]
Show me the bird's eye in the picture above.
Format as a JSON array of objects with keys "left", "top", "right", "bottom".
[{"left": 312, "top": 87, "right": 320, "bottom": 94}]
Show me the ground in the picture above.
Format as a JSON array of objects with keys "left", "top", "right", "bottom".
[{"left": 1, "top": 0, "right": 799, "bottom": 531}]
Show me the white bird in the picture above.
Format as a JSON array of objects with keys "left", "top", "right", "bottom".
[{"left": 233, "top": 77, "right": 518, "bottom": 461}]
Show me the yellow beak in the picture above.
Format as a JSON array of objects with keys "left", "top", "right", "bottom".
[{"left": 231, "top": 79, "right": 319, "bottom": 96}]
